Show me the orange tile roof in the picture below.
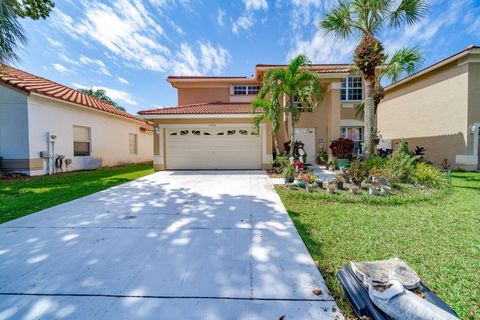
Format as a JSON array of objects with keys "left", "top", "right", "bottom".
[
  {"left": 0, "top": 66, "right": 146, "bottom": 123},
  {"left": 167, "top": 76, "right": 248, "bottom": 79},
  {"left": 138, "top": 102, "right": 256, "bottom": 115}
]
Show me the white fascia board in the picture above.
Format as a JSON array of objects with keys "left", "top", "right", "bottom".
[{"left": 138, "top": 113, "right": 255, "bottom": 119}]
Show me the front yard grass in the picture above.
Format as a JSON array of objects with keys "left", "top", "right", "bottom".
[
  {"left": 277, "top": 172, "right": 479, "bottom": 319},
  {"left": 0, "top": 163, "right": 154, "bottom": 224}
]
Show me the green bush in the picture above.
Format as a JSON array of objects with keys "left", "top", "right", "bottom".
[
  {"left": 387, "top": 147, "right": 417, "bottom": 183},
  {"left": 413, "top": 163, "right": 447, "bottom": 188},
  {"left": 348, "top": 159, "right": 368, "bottom": 185},
  {"left": 364, "top": 155, "right": 388, "bottom": 172},
  {"left": 271, "top": 154, "right": 290, "bottom": 173}
]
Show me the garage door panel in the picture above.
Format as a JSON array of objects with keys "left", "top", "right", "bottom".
[{"left": 166, "top": 126, "right": 262, "bottom": 170}]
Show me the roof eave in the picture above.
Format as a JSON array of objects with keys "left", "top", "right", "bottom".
[{"left": 138, "top": 113, "right": 255, "bottom": 119}]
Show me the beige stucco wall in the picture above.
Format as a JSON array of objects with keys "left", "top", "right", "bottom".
[
  {"left": 178, "top": 87, "right": 230, "bottom": 105},
  {"left": 377, "top": 61, "right": 470, "bottom": 167},
  {"left": 467, "top": 60, "right": 480, "bottom": 159},
  {"left": 25, "top": 94, "right": 153, "bottom": 175}
]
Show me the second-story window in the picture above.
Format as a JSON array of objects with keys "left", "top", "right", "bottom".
[
  {"left": 233, "top": 85, "right": 260, "bottom": 95},
  {"left": 293, "top": 96, "right": 313, "bottom": 113},
  {"left": 341, "top": 77, "right": 363, "bottom": 101}
]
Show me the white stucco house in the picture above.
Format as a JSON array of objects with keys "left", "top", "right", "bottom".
[{"left": 0, "top": 66, "right": 153, "bottom": 176}]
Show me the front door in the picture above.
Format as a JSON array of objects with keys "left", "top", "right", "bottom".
[{"left": 294, "top": 128, "right": 316, "bottom": 163}]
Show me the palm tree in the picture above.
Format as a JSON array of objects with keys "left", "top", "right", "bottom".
[
  {"left": 320, "top": 0, "right": 428, "bottom": 158},
  {"left": 78, "top": 87, "right": 126, "bottom": 111},
  {"left": 0, "top": 0, "right": 27, "bottom": 65},
  {"left": 255, "top": 54, "right": 324, "bottom": 157},
  {"left": 355, "top": 46, "right": 423, "bottom": 118},
  {"left": 251, "top": 97, "right": 283, "bottom": 155}
]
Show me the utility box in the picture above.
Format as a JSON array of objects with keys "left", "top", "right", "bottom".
[{"left": 39, "top": 151, "right": 50, "bottom": 158}]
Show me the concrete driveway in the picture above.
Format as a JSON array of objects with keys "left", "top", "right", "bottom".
[{"left": 0, "top": 171, "right": 342, "bottom": 319}]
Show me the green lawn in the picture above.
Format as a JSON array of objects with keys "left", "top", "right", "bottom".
[
  {"left": 277, "top": 172, "right": 480, "bottom": 319},
  {"left": 0, "top": 163, "right": 154, "bottom": 224}
]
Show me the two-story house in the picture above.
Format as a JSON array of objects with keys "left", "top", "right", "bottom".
[{"left": 138, "top": 64, "right": 365, "bottom": 170}]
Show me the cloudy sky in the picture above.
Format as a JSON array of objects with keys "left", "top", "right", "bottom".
[{"left": 16, "top": 0, "right": 480, "bottom": 114}]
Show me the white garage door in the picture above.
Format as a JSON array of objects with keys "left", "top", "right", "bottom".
[{"left": 166, "top": 127, "right": 262, "bottom": 169}]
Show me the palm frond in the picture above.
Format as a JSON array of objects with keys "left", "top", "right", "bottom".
[
  {"left": 0, "top": 0, "right": 27, "bottom": 65},
  {"left": 355, "top": 100, "right": 365, "bottom": 118},
  {"left": 387, "top": 0, "right": 428, "bottom": 28},
  {"left": 383, "top": 46, "right": 423, "bottom": 82},
  {"left": 320, "top": 0, "right": 357, "bottom": 38}
]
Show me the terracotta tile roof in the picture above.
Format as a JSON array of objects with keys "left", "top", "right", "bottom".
[
  {"left": 140, "top": 122, "right": 154, "bottom": 132},
  {"left": 138, "top": 102, "right": 256, "bottom": 115},
  {"left": 0, "top": 65, "right": 146, "bottom": 123},
  {"left": 167, "top": 76, "right": 248, "bottom": 79},
  {"left": 256, "top": 63, "right": 350, "bottom": 67}
]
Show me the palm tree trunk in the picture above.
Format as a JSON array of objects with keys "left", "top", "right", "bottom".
[
  {"left": 290, "top": 114, "right": 295, "bottom": 158},
  {"left": 364, "top": 79, "right": 375, "bottom": 159},
  {"left": 273, "top": 133, "right": 280, "bottom": 155}
]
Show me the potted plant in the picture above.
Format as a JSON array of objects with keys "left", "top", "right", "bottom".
[
  {"left": 315, "top": 151, "right": 329, "bottom": 165},
  {"left": 329, "top": 137, "right": 354, "bottom": 169},
  {"left": 327, "top": 183, "right": 336, "bottom": 194},
  {"left": 369, "top": 181, "right": 381, "bottom": 195},
  {"left": 350, "top": 184, "right": 360, "bottom": 194},
  {"left": 380, "top": 185, "right": 391, "bottom": 195},
  {"left": 282, "top": 163, "right": 295, "bottom": 184},
  {"left": 294, "top": 160, "right": 305, "bottom": 173},
  {"left": 327, "top": 161, "right": 336, "bottom": 171},
  {"left": 335, "top": 174, "right": 345, "bottom": 190}
]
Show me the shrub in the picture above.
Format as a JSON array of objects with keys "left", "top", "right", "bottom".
[
  {"left": 271, "top": 154, "right": 289, "bottom": 173},
  {"left": 369, "top": 168, "right": 391, "bottom": 180},
  {"left": 364, "top": 155, "right": 388, "bottom": 172},
  {"left": 413, "top": 163, "right": 447, "bottom": 188},
  {"left": 387, "top": 147, "right": 417, "bottom": 183},
  {"left": 329, "top": 138, "right": 354, "bottom": 159},
  {"left": 348, "top": 159, "right": 368, "bottom": 185},
  {"left": 316, "top": 151, "right": 329, "bottom": 165}
]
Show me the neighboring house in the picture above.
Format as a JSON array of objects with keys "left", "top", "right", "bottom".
[
  {"left": 139, "top": 65, "right": 365, "bottom": 170},
  {"left": 0, "top": 66, "right": 153, "bottom": 176},
  {"left": 377, "top": 45, "right": 480, "bottom": 170}
]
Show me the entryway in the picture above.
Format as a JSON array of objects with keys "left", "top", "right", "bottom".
[{"left": 294, "top": 128, "right": 316, "bottom": 163}]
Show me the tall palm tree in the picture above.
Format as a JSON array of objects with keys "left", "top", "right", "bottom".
[
  {"left": 320, "top": 0, "right": 428, "bottom": 158},
  {"left": 78, "top": 87, "right": 126, "bottom": 111},
  {"left": 0, "top": 0, "right": 27, "bottom": 65},
  {"left": 255, "top": 54, "right": 324, "bottom": 157},
  {"left": 355, "top": 46, "right": 423, "bottom": 117}
]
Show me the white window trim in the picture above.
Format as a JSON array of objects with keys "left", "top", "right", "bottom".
[
  {"left": 129, "top": 133, "right": 138, "bottom": 155},
  {"left": 73, "top": 125, "right": 91, "bottom": 157},
  {"left": 340, "top": 77, "right": 364, "bottom": 102}
]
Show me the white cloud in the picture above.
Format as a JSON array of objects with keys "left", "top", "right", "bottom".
[
  {"left": 232, "top": 0, "right": 268, "bottom": 34},
  {"left": 232, "top": 15, "right": 254, "bottom": 34},
  {"left": 52, "top": 63, "right": 71, "bottom": 74},
  {"left": 244, "top": 0, "right": 268, "bottom": 11},
  {"left": 172, "top": 42, "right": 231, "bottom": 75},
  {"left": 46, "top": 37, "right": 63, "bottom": 48},
  {"left": 118, "top": 77, "right": 129, "bottom": 84},
  {"left": 288, "top": 30, "right": 355, "bottom": 63},
  {"left": 51, "top": 1, "right": 231, "bottom": 76},
  {"left": 79, "top": 55, "right": 111, "bottom": 76},
  {"left": 217, "top": 8, "right": 225, "bottom": 26},
  {"left": 58, "top": 53, "right": 79, "bottom": 66},
  {"left": 73, "top": 83, "right": 138, "bottom": 106}
]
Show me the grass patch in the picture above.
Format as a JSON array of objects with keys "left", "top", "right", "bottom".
[
  {"left": 277, "top": 172, "right": 480, "bottom": 319},
  {"left": 0, "top": 163, "right": 154, "bottom": 224}
]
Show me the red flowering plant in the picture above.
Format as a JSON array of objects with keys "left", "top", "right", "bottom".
[
  {"left": 297, "top": 173, "right": 316, "bottom": 184},
  {"left": 329, "top": 138, "right": 354, "bottom": 159},
  {"left": 294, "top": 160, "right": 305, "bottom": 172}
]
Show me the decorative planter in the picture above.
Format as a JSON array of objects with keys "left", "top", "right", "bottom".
[
  {"left": 369, "top": 186, "right": 379, "bottom": 195},
  {"left": 350, "top": 187, "right": 359, "bottom": 194},
  {"left": 336, "top": 181, "right": 344, "bottom": 190},
  {"left": 295, "top": 180, "right": 306, "bottom": 188},
  {"left": 380, "top": 185, "right": 391, "bottom": 195},
  {"left": 327, "top": 187, "right": 335, "bottom": 194},
  {"left": 284, "top": 177, "right": 294, "bottom": 184},
  {"left": 335, "top": 158, "right": 350, "bottom": 169}
]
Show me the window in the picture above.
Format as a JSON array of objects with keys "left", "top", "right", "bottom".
[
  {"left": 233, "top": 85, "right": 260, "bottom": 95},
  {"left": 341, "top": 77, "right": 363, "bottom": 101},
  {"left": 129, "top": 133, "right": 138, "bottom": 154},
  {"left": 341, "top": 127, "right": 363, "bottom": 155},
  {"left": 73, "top": 126, "right": 91, "bottom": 156}
]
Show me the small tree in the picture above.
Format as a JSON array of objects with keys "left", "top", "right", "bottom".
[
  {"left": 251, "top": 97, "right": 282, "bottom": 155},
  {"left": 256, "top": 54, "right": 324, "bottom": 157},
  {"left": 78, "top": 87, "right": 126, "bottom": 112}
]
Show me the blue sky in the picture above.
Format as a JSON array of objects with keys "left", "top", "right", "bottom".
[{"left": 16, "top": 0, "right": 480, "bottom": 114}]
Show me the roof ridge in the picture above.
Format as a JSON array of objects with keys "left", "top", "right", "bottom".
[{"left": 0, "top": 65, "right": 146, "bottom": 123}]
